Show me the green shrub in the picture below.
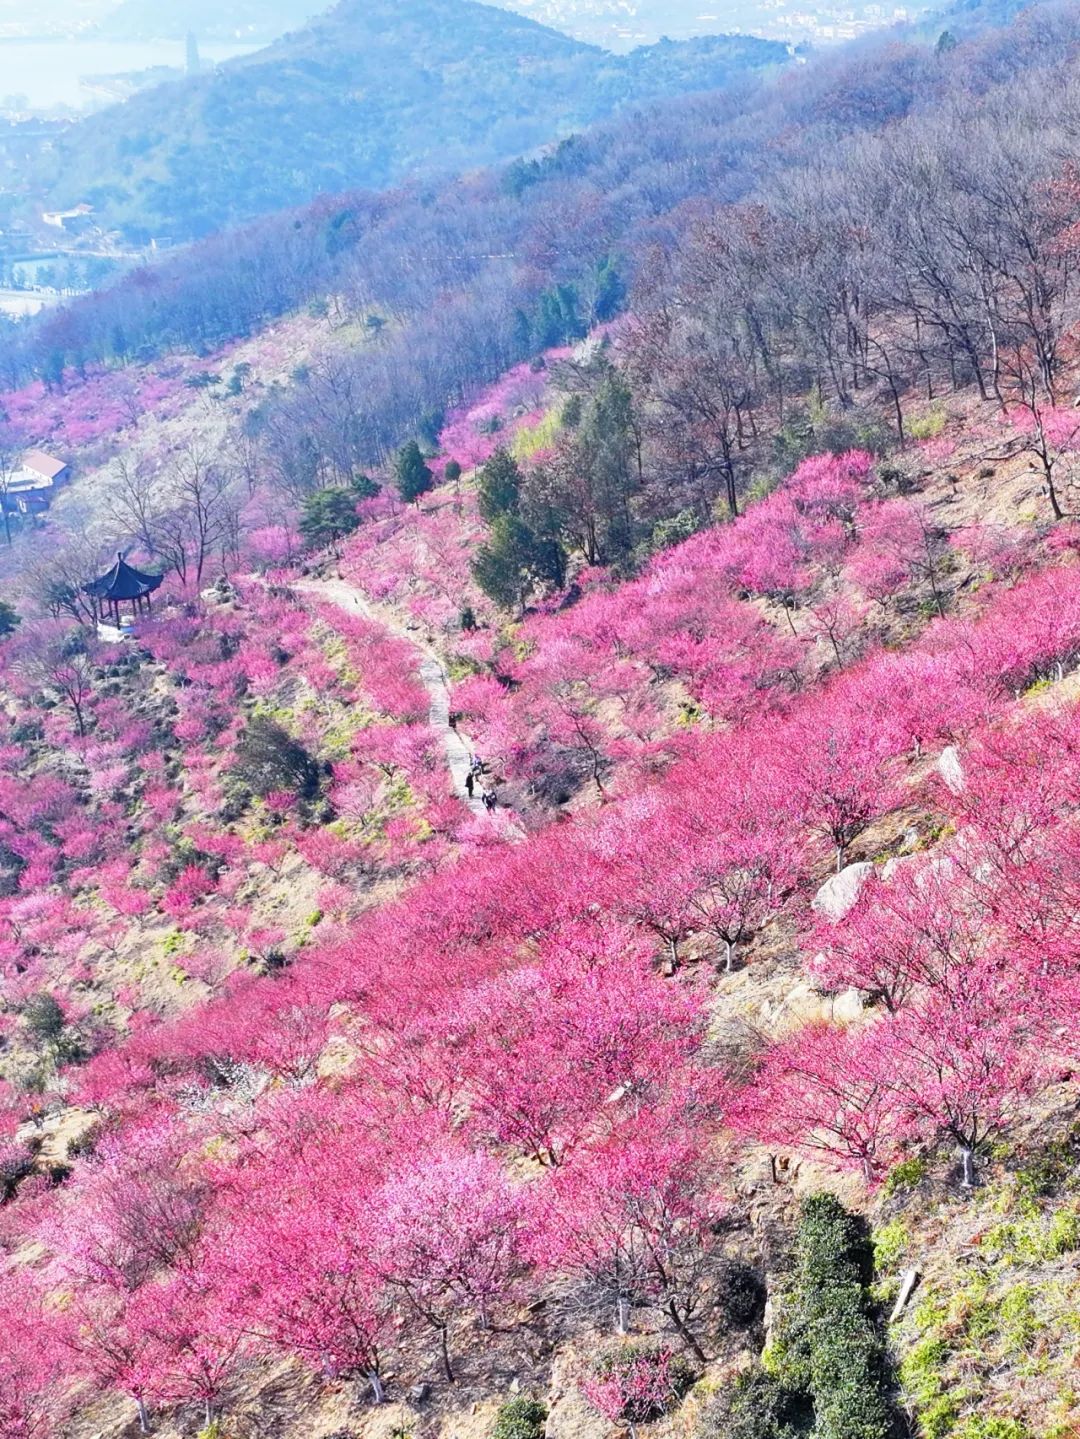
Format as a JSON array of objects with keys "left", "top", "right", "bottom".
[
  {"left": 492, "top": 1397, "right": 547, "bottom": 1439},
  {"left": 770, "top": 400, "right": 892, "bottom": 475},
  {"left": 1015, "top": 1129, "right": 1080, "bottom": 1196},
  {"left": 713, "top": 1258, "right": 767, "bottom": 1333},
  {"left": 952, "top": 1279, "right": 995, "bottom": 1343},
  {"left": 742, "top": 471, "right": 781, "bottom": 507},
  {"left": 883, "top": 1157, "right": 929, "bottom": 1197},
  {"left": 872, "top": 1219, "right": 908, "bottom": 1274},
  {"left": 771, "top": 1195, "right": 893, "bottom": 1439},
  {"left": 998, "top": 1284, "right": 1040, "bottom": 1356},
  {"left": 899, "top": 1299, "right": 959, "bottom": 1439},
  {"left": 0, "top": 599, "right": 20, "bottom": 638},
  {"left": 650, "top": 509, "right": 703, "bottom": 554},
  {"left": 919, "top": 1394, "right": 961, "bottom": 1439},
  {"left": 899, "top": 1347, "right": 950, "bottom": 1433},
  {"left": 66, "top": 1124, "right": 102, "bottom": 1160},
  {"left": 22, "top": 992, "right": 67, "bottom": 1044},
  {"left": 0, "top": 1142, "right": 34, "bottom": 1200},
  {"left": 696, "top": 1364, "right": 813, "bottom": 1439},
  {"left": 511, "top": 408, "right": 562, "bottom": 461},
  {"left": 907, "top": 408, "right": 947, "bottom": 440},
  {"left": 983, "top": 1202, "right": 1080, "bottom": 1264},
  {"left": 954, "top": 1420, "right": 1030, "bottom": 1439},
  {"left": 231, "top": 715, "right": 321, "bottom": 800},
  {"left": 1046, "top": 1209, "right": 1080, "bottom": 1256}
]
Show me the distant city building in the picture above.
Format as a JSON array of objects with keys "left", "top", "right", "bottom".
[
  {"left": 3, "top": 449, "right": 71, "bottom": 514},
  {"left": 41, "top": 203, "right": 94, "bottom": 231}
]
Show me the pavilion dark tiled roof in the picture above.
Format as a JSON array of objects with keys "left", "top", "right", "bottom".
[{"left": 83, "top": 554, "right": 165, "bottom": 603}]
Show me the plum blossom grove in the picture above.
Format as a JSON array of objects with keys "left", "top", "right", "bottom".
[{"left": 3, "top": 410, "right": 1080, "bottom": 1439}]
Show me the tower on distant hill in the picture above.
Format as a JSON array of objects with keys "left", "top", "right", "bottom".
[{"left": 186, "top": 32, "right": 202, "bottom": 76}]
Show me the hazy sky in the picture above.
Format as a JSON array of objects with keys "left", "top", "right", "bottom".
[{"left": 0, "top": 0, "right": 329, "bottom": 41}]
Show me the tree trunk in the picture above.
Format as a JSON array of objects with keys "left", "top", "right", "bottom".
[
  {"left": 725, "top": 465, "right": 738, "bottom": 521},
  {"left": 1047, "top": 469, "right": 1065, "bottom": 523},
  {"left": 136, "top": 1397, "right": 150, "bottom": 1434},
  {"left": 616, "top": 1295, "right": 631, "bottom": 1336},
  {"left": 665, "top": 1300, "right": 707, "bottom": 1364},
  {"left": 439, "top": 1325, "right": 454, "bottom": 1384},
  {"left": 368, "top": 1372, "right": 385, "bottom": 1404},
  {"left": 889, "top": 377, "right": 905, "bottom": 450},
  {"left": 960, "top": 1146, "right": 975, "bottom": 1189}
]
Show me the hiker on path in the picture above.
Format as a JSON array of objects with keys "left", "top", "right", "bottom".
[{"left": 465, "top": 771, "right": 475, "bottom": 799}]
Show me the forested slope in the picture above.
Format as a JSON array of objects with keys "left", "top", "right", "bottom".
[
  {"left": 7, "top": 0, "right": 1077, "bottom": 474},
  {"left": 37, "top": 0, "right": 786, "bottom": 241}
]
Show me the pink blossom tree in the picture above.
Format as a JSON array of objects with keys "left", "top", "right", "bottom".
[
  {"left": 531, "top": 1126, "right": 723, "bottom": 1359},
  {"left": 372, "top": 1149, "right": 524, "bottom": 1382},
  {"left": 0, "top": 1277, "right": 74, "bottom": 1439}
]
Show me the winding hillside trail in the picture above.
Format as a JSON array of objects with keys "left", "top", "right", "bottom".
[{"left": 297, "top": 576, "right": 487, "bottom": 817}]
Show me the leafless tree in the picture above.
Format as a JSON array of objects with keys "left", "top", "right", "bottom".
[{"left": 12, "top": 624, "right": 99, "bottom": 737}]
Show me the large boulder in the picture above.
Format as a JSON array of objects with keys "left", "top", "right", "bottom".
[
  {"left": 812, "top": 861, "right": 874, "bottom": 923},
  {"left": 881, "top": 853, "right": 915, "bottom": 881},
  {"left": 764, "top": 981, "right": 864, "bottom": 1031},
  {"left": 938, "top": 745, "right": 965, "bottom": 795}
]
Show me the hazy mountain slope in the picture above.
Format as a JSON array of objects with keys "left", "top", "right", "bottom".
[
  {"left": 41, "top": 0, "right": 787, "bottom": 241},
  {"left": 494, "top": 0, "right": 784, "bottom": 46}
]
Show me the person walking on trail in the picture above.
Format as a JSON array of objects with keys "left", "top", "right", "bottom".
[
  {"left": 483, "top": 788, "right": 497, "bottom": 813},
  {"left": 465, "top": 771, "right": 475, "bottom": 799}
]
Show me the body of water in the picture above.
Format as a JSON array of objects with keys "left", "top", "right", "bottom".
[{"left": 0, "top": 39, "right": 259, "bottom": 112}]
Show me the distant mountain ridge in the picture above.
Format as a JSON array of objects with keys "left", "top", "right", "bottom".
[
  {"left": 40, "top": 0, "right": 788, "bottom": 241},
  {"left": 94, "top": 0, "right": 330, "bottom": 43}
]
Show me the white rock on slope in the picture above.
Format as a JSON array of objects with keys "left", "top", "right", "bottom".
[
  {"left": 811, "top": 861, "right": 874, "bottom": 923},
  {"left": 938, "top": 744, "right": 965, "bottom": 795}
]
